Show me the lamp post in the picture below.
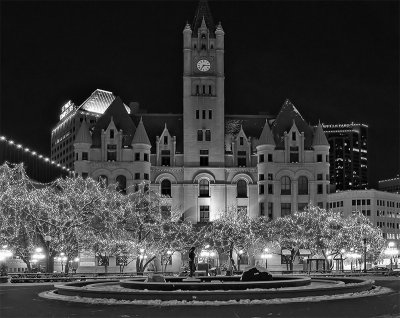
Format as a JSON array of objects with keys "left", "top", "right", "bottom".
[
  {"left": 31, "top": 248, "right": 46, "bottom": 272},
  {"left": 261, "top": 248, "right": 272, "bottom": 269},
  {"left": 44, "top": 235, "right": 51, "bottom": 273},
  {"left": 56, "top": 253, "right": 68, "bottom": 273},
  {"left": 363, "top": 238, "right": 367, "bottom": 273},
  {"left": 385, "top": 242, "right": 399, "bottom": 271}
]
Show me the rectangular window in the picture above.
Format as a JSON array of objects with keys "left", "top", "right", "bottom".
[
  {"left": 197, "top": 130, "right": 203, "bottom": 141},
  {"left": 290, "top": 152, "right": 299, "bottom": 163},
  {"left": 240, "top": 137, "right": 244, "bottom": 145},
  {"left": 268, "top": 184, "right": 273, "bottom": 194},
  {"left": 82, "top": 172, "right": 88, "bottom": 179},
  {"left": 292, "top": 132, "right": 296, "bottom": 140},
  {"left": 317, "top": 202, "right": 323, "bottom": 208},
  {"left": 268, "top": 202, "right": 273, "bottom": 219},
  {"left": 268, "top": 154, "right": 273, "bottom": 162},
  {"left": 366, "top": 210, "right": 371, "bottom": 216},
  {"left": 298, "top": 203, "right": 308, "bottom": 211},
  {"left": 357, "top": 199, "right": 361, "bottom": 205},
  {"left": 76, "top": 153, "right": 78, "bottom": 160},
  {"left": 259, "top": 202, "right": 265, "bottom": 216},
  {"left": 82, "top": 152, "right": 88, "bottom": 160},
  {"left": 196, "top": 110, "right": 199, "bottom": 119},
  {"left": 317, "top": 184, "right": 323, "bottom": 194},
  {"left": 135, "top": 152, "right": 140, "bottom": 161},
  {"left": 144, "top": 173, "right": 149, "bottom": 180},
  {"left": 205, "top": 130, "right": 211, "bottom": 141},
  {"left": 200, "top": 150, "right": 209, "bottom": 166},
  {"left": 110, "top": 129, "right": 114, "bottom": 139},
  {"left": 202, "top": 110, "right": 206, "bottom": 119},
  {"left": 326, "top": 174, "right": 329, "bottom": 180},
  {"left": 268, "top": 173, "right": 273, "bottom": 180},
  {"left": 281, "top": 203, "right": 291, "bottom": 217},
  {"left": 362, "top": 199, "right": 366, "bottom": 205},
  {"left": 209, "top": 110, "right": 212, "bottom": 119},
  {"left": 164, "top": 136, "right": 168, "bottom": 144},
  {"left": 144, "top": 153, "right": 149, "bottom": 162},
  {"left": 317, "top": 154, "right": 322, "bottom": 162},
  {"left": 208, "top": 86, "right": 212, "bottom": 95},
  {"left": 135, "top": 173, "right": 140, "bottom": 180},
  {"left": 352, "top": 200, "right": 356, "bottom": 206},
  {"left": 259, "top": 174, "right": 264, "bottom": 181},
  {"left": 259, "top": 154, "right": 264, "bottom": 163},
  {"left": 259, "top": 184, "right": 264, "bottom": 195},
  {"left": 200, "top": 205, "right": 210, "bottom": 223},
  {"left": 161, "top": 156, "right": 170, "bottom": 166},
  {"left": 317, "top": 173, "right": 323, "bottom": 180},
  {"left": 238, "top": 157, "right": 246, "bottom": 167}
]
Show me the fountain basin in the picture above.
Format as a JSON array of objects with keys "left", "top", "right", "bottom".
[{"left": 54, "top": 276, "right": 374, "bottom": 302}]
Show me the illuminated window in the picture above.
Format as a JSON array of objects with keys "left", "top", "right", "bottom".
[
  {"left": 200, "top": 205, "right": 210, "bottom": 222},
  {"left": 199, "top": 179, "right": 210, "bottom": 197},
  {"left": 281, "top": 203, "right": 291, "bottom": 217}
]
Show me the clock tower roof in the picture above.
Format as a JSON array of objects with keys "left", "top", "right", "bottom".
[{"left": 192, "top": 0, "right": 215, "bottom": 36}]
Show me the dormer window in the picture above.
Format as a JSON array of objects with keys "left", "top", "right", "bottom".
[
  {"left": 107, "top": 144, "right": 116, "bottom": 161},
  {"left": 110, "top": 129, "right": 114, "bottom": 139},
  {"left": 292, "top": 132, "right": 296, "bottom": 141},
  {"left": 164, "top": 136, "right": 168, "bottom": 145},
  {"left": 240, "top": 137, "right": 244, "bottom": 145}
]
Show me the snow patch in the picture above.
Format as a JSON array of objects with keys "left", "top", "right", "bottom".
[{"left": 39, "top": 286, "right": 393, "bottom": 307}]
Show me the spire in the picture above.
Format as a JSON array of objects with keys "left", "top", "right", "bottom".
[
  {"left": 312, "top": 122, "right": 329, "bottom": 146},
  {"left": 192, "top": 0, "right": 215, "bottom": 36},
  {"left": 132, "top": 117, "right": 151, "bottom": 146},
  {"left": 258, "top": 119, "right": 275, "bottom": 146},
  {"left": 75, "top": 119, "right": 92, "bottom": 144}
]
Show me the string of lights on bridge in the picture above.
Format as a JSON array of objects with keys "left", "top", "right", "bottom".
[{"left": 0, "top": 135, "right": 74, "bottom": 174}]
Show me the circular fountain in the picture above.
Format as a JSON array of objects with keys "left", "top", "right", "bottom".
[{"left": 52, "top": 275, "right": 375, "bottom": 302}]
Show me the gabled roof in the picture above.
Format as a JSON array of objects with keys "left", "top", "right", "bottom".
[
  {"left": 77, "top": 89, "right": 131, "bottom": 114},
  {"left": 312, "top": 122, "right": 329, "bottom": 146},
  {"left": 192, "top": 0, "right": 215, "bottom": 36},
  {"left": 272, "top": 99, "right": 314, "bottom": 149},
  {"left": 132, "top": 118, "right": 151, "bottom": 146},
  {"left": 75, "top": 119, "right": 92, "bottom": 144},
  {"left": 92, "top": 97, "right": 136, "bottom": 147},
  {"left": 258, "top": 119, "right": 275, "bottom": 146}
]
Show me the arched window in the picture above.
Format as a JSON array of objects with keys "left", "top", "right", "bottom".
[
  {"left": 98, "top": 175, "right": 108, "bottom": 187},
  {"left": 116, "top": 175, "right": 127, "bottom": 194},
  {"left": 298, "top": 176, "right": 308, "bottom": 195},
  {"left": 161, "top": 179, "right": 171, "bottom": 197},
  {"left": 281, "top": 176, "right": 291, "bottom": 195},
  {"left": 237, "top": 180, "right": 247, "bottom": 198},
  {"left": 199, "top": 179, "right": 209, "bottom": 197}
]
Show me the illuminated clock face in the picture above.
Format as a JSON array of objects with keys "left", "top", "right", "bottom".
[{"left": 197, "top": 59, "right": 211, "bottom": 72}]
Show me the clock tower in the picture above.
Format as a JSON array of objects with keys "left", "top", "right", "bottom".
[{"left": 183, "top": 0, "right": 225, "bottom": 166}]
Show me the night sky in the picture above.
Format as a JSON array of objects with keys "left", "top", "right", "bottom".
[{"left": 1, "top": 1, "right": 399, "bottom": 188}]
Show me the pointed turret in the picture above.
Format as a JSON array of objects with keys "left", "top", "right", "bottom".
[
  {"left": 272, "top": 99, "right": 314, "bottom": 149},
  {"left": 75, "top": 119, "right": 92, "bottom": 144},
  {"left": 312, "top": 122, "right": 329, "bottom": 146},
  {"left": 192, "top": 0, "right": 215, "bottom": 36},
  {"left": 132, "top": 117, "right": 151, "bottom": 146},
  {"left": 258, "top": 119, "right": 275, "bottom": 146}
]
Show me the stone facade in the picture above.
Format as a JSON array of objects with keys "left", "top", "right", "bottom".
[{"left": 72, "top": 1, "right": 330, "bottom": 272}]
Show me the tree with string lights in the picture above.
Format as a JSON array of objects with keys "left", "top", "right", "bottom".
[
  {"left": 204, "top": 207, "right": 272, "bottom": 273},
  {"left": 0, "top": 163, "right": 38, "bottom": 271}
]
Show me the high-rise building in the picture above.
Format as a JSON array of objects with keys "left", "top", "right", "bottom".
[
  {"left": 379, "top": 176, "right": 400, "bottom": 194},
  {"left": 323, "top": 123, "right": 368, "bottom": 191},
  {"left": 50, "top": 89, "right": 131, "bottom": 170}
]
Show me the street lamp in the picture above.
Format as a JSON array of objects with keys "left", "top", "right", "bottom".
[
  {"left": 261, "top": 248, "right": 272, "bottom": 269},
  {"left": 56, "top": 253, "right": 68, "bottom": 273},
  {"left": 44, "top": 235, "right": 51, "bottom": 273},
  {"left": 385, "top": 242, "right": 399, "bottom": 270},
  {"left": 31, "top": 248, "right": 46, "bottom": 272}
]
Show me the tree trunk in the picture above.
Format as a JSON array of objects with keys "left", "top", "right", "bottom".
[{"left": 21, "top": 257, "right": 31, "bottom": 272}]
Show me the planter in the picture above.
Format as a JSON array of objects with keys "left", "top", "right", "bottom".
[{"left": 0, "top": 276, "right": 9, "bottom": 283}]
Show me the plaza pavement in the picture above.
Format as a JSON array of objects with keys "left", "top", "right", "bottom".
[{"left": 0, "top": 276, "right": 399, "bottom": 318}]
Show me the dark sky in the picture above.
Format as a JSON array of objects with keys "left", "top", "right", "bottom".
[{"left": 1, "top": 1, "right": 399, "bottom": 188}]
